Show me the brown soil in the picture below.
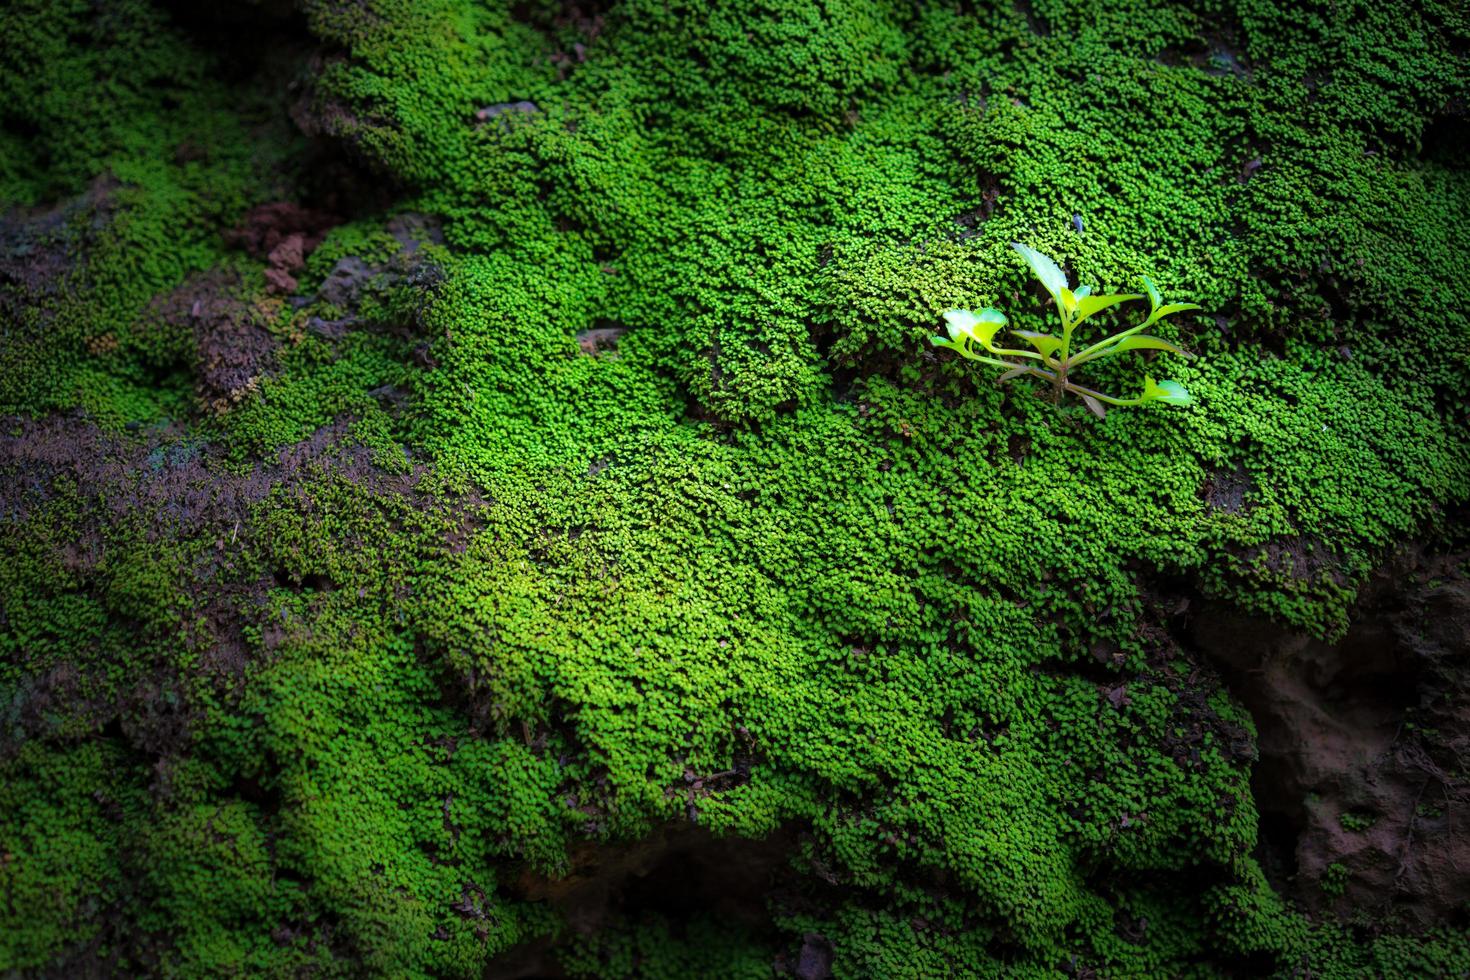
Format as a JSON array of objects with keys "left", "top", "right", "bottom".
[
  {"left": 1193, "top": 546, "right": 1470, "bottom": 930},
  {"left": 0, "top": 175, "right": 117, "bottom": 329},
  {"left": 148, "top": 268, "right": 280, "bottom": 410}
]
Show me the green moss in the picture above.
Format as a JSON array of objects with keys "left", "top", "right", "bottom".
[
  {"left": 559, "top": 914, "right": 773, "bottom": 979},
  {"left": 3, "top": 0, "right": 1469, "bottom": 975},
  {"left": 0, "top": 2, "right": 298, "bottom": 425},
  {"left": 0, "top": 741, "right": 141, "bottom": 969}
]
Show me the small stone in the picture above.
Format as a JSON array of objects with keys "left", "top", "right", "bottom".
[
  {"left": 474, "top": 101, "right": 540, "bottom": 130},
  {"left": 318, "top": 256, "right": 373, "bottom": 307},
  {"left": 267, "top": 233, "right": 306, "bottom": 272},
  {"left": 306, "top": 316, "right": 352, "bottom": 340}
]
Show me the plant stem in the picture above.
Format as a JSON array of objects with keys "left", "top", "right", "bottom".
[
  {"left": 1057, "top": 304, "right": 1074, "bottom": 363},
  {"left": 1064, "top": 380, "right": 1140, "bottom": 406},
  {"left": 1055, "top": 299, "right": 1078, "bottom": 401},
  {"left": 1070, "top": 319, "right": 1153, "bottom": 366}
]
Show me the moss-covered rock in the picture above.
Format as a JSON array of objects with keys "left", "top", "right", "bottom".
[{"left": 2, "top": 0, "right": 1468, "bottom": 976}]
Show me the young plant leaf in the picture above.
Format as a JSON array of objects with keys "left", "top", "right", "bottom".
[
  {"left": 1073, "top": 292, "right": 1144, "bottom": 325},
  {"left": 1108, "top": 335, "right": 1188, "bottom": 355},
  {"left": 946, "top": 310, "right": 1005, "bottom": 340},
  {"left": 943, "top": 307, "right": 1007, "bottom": 348},
  {"left": 931, "top": 251, "right": 1200, "bottom": 414},
  {"left": 942, "top": 308, "right": 977, "bottom": 340},
  {"left": 1145, "top": 302, "right": 1201, "bottom": 325},
  {"left": 1141, "top": 274, "right": 1162, "bottom": 313},
  {"left": 1011, "top": 243, "right": 1069, "bottom": 307},
  {"left": 1011, "top": 329, "right": 1063, "bottom": 358},
  {"left": 1140, "top": 377, "right": 1192, "bottom": 405}
]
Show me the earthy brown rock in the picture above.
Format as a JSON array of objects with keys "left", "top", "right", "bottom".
[{"left": 1195, "top": 548, "right": 1470, "bottom": 929}]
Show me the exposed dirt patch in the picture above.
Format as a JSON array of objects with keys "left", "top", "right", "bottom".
[
  {"left": 1154, "top": 13, "right": 1252, "bottom": 82},
  {"left": 1225, "top": 534, "right": 1348, "bottom": 596},
  {"left": 1194, "top": 546, "right": 1470, "bottom": 930},
  {"left": 226, "top": 201, "right": 341, "bottom": 262},
  {"left": 147, "top": 268, "right": 280, "bottom": 411},
  {"left": 575, "top": 323, "right": 626, "bottom": 355},
  {"left": 386, "top": 212, "right": 445, "bottom": 255},
  {"left": 1201, "top": 467, "right": 1253, "bottom": 514},
  {"left": 302, "top": 211, "right": 445, "bottom": 327}
]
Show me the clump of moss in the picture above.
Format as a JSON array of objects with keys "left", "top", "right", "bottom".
[{"left": 2, "top": 0, "right": 1469, "bottom": 976}]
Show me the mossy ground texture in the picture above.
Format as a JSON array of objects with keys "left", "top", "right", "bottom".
[{"left": 2, "top": 0, "right": 1469, "bottom": 976}]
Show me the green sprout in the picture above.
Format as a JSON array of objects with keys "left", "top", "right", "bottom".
[{"left": 932, "top": 243, "right": 1201, "bottom": 418}]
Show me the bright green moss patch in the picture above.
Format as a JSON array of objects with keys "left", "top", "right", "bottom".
[{"left": 2, "top": 0, "right": 1468, "bottom": 976}]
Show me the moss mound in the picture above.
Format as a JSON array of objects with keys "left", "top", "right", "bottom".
[{"left": 2, "top": 0, "right": 1468, "bottom": 975}]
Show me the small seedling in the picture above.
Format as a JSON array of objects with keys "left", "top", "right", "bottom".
[{"left": 931, "top": 243, "right": 1200, "bottom": 417}]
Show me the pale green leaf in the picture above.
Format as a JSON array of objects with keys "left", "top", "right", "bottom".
[
  {"left": 1011, "top": 243, "right": 1068, "bottom": 305},
  {"left": 943, "top": 307, "right": 1007, "bottom": 349},
  {"left": 1148, "top": 302, "right": 1201, "bottom": 323},
  {"left": 1141, "top": 274, "right": 1162, "bottom": 312},
  {"left": 1011, "top": 329, "right": 1063, "bottom": 358},
  {"left": 1074, "top": 293, "right": 1144, "bottom": 324},
  {"left": 1109, "top": 335, "right": 1188, "bottom": 355},
  {"left": 1074, "top": 284, "right": 1093, "bottom": 300},
  {"left": 942, "top": 308, "right": 979, "bottom": 340},
  {"left": 1141, "top": 377, "right": 1192, "bottom": 405}
]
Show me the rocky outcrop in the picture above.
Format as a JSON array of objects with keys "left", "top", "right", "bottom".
[{"left": 1196, "top": 547, "right": 1470, "bottom": 930}]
